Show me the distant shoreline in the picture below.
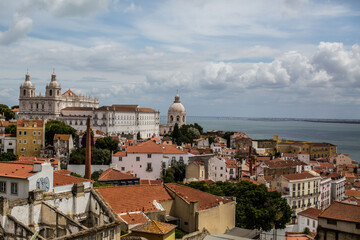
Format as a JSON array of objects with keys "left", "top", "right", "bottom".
[{"left": 160, "top": 116, "right": 360, "bottom": 124}]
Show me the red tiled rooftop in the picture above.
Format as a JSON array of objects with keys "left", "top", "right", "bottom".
[
  {"left": 298, "top": 208, "right": 322, "bottom": 220},
  {"left": 283, "top": 172, "right": 318, "bottom": 181},
  {"left": 17, "top": 119, "right": 44, "bottom": 127},
  {"left": 54, "top": 134, "right": 71, "bottom": 141},
  {"left": 127, "top": 140, "right": 184, "bottom": 154},
  {"left": 353, "top": 182, "right": 360, "bottom": 188},
  {"left": 140, "top": 179, "right": 163, "bottom": 185},
  {"left": 166, "top": 183, "right": 233, "bottom": 210},
  {"left": 345, "top": 189, "right": 360, "bottom": 198},
  {"left": 54, "top": 169, "right": 72, "bottom": 175},
  {"left": 113, "top": 151, "right": 127, "bottom": 157},
  {"left": 96, "top": 185, "right": 173, "bottom": 214},
  {"left": 98, "top": 168, "right": 138, "bottom": 181},
  {"left": 226, "top": 160, "right": 236, "bottom": 168},
  {"left": 240, "top": 177, "right": 260, "bottom": 185},
  {"left": 119, "top": 212, "right": 149, "bottom": 225},
  {"left": 53, "top": 172, "right": 93, "bottom": 187},
  {"left": 131, "top": 220, "right": 176, "bottom": 235},
  {"left": 319, "top": 201, "right": 360, "bottom": 223},
  {"left": 0, "top": 162, "right": 35, "bottom": 179},
  {"left": 62, "top": 89, "right": 78, "bottom": 97}
]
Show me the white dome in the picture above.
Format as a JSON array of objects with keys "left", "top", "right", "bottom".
[
  {"left": 168, "top": 102, "right": 186, "bottom": 113},
  {"left": 49, "top": 73, "right": 59, "bottom": 88}
]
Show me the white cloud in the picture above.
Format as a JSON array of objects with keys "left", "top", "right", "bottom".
[
  {"left": 0, "top": 13, "right": 32, "bottom": 45},
  {"left": 20, "top": 0, "right": 109, "bottom": 17}
]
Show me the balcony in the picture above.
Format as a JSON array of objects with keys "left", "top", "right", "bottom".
[{"left": 146, "top": 168, "right": 153, "bottom": 172}]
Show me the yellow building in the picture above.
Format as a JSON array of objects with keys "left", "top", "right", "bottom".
[
  {"left": 16, "top": 120, "right": 45, "bottom": 157},
  {"left": 128, "top": 220, "right": 176, "bottom": 240},
  {"left": 274, "top": 136, "right": 336, "bottom": 159}
]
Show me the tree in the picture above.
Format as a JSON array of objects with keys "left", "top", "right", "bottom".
[
  {"left": 172, "top": 123, "right": 182, "bottom": 145},
  {"left": 11, "top": 105, "right": 19, "bottom": 109},
  {"left": 0, "top": 104, "right": 15, "bottom": 120},
  {"left": 95, "top": 136, "right": 119, "bottom": 153},
  {"left": 69, "top": 147, "right": 111, "bottom": 165},
  {"left": 0, "top": 152, "right": 17, "bottom": 161},
  {"left": 5, "top": 124, "right": 16, "bottom": 134},
  {"left": 222, "top": 131, "right": 236, "bottom": 147},
  {"left": 162, "top": 162, "right": 186, "bottom": 183},
  {"left": 81, "top": 130, "right": 95, "bottom": 148},
  {"left": 45, "top": 120, "right": 76, "bottom": 146},
  {"left": 137, "top": 132, "right": 141, "bottom": 140},
  {"left": 186, "top": 180, "right": 291, "bottom": 231}
]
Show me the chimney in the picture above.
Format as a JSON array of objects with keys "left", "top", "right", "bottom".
[{"left": 85, "top": 117, "right": 91, "bottom": 179}]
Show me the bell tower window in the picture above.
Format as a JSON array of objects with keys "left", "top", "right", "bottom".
[
  {"left": 177, "top": 116, "right": 180, "bottom": 122},
  {"left": 49, "top": 90, "right": 52, "bottom": 96},
  {"left": 23, "top": 89, "right": 26, "bottom": 96},
  {"left": 170, "top": 115, "right": 173, "bottom": 122}
]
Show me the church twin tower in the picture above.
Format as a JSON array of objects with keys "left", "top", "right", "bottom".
[{"left": 18, "top": 72, "right": 98, "bottom": 120}]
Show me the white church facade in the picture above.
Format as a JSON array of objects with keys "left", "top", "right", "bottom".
[{"left": 18, "top": 72, "right": 99, "bottom": 120}]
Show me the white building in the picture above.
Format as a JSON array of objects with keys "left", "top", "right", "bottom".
[
  {"left": 159, "top": 94, "right": 186, "bottom": 135},
  {"left": 0, "top": 133, "right": 16, "bottom": 154},
  {"left": 111, "top": 140, "right": 190, "bottom": 180},
  {"left": 319, "top": 176, "right": 332, "bottom": 210},
  {"left": 297, "top": 208, "right": 322, "bottom": 233},
  {"left": 60, "top": 104, "right": 160, "bottom": 139},
  {"left": 0, "top": 161, "right": 53, "bottom": 200},
  {"left": 18, "top": 72, "right": 99, "bottom": 120},
  {"left": 328, "top": 173, "right": 346, "bottom": 203}
]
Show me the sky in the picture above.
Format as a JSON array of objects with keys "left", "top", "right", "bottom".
[{"left": 1, "top": 0, "right": 360, "bottom": 119}]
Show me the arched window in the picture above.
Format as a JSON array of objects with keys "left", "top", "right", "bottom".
[
  {"left": 170, "top": 115, "right": 173, "bottom": 122},
  {"left": 49, "top": 90, "right": 52, "bottom": 96},
  {"left": 183, "top": 116, "right": 185, "bottom": 122},
  {"left": 23, "top": 89, "right": 26, "bottom": 96},
  {"left": 57, "top": 90, "right": 60, "bottom": 96},
  {"left": 176, "top": 116, "right": 180, "bottom": 122}
]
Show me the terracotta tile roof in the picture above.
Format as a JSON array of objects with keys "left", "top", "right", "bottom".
[
  {"left": 119, "top": 212, "right": 149, "bottom": 225},
  {"left": 0, "top": 162, "right": 36, "bottom": 179},
  {"left": 113, "top": 151, "right": 127, "bottom": 157},
  {"left": 131, "top": 220, "right": 176, "bottom": 235},
  {"left": 342, "top": 197, "right": 360, "bottom": 205},
  {"left": 17, "top": 156, "right": 59, "bottom": 166},
  {"left": 53, "top": 172, "right": 93, "bottom": 187},
  {"left": 353, "top": 182, "right": 360, "bottom": 188},
  {"left": 54, "top": 169, "right": 72, "bottom": 175},
  {"left": 318, "top": 163, "right": 335, "bottom": 169},
  {"left": 96, "top": 185, "right": 173, "bottom": 213},
  {"left": 127, "top": 140, "right": 184, "bottom": 154},
  {"left": 226, "top": 160, "right": 236, "bottom": 168},
  {"left": 298, "top": 208, "right": 322, "bottom": 220},
  {"left": 140, "top": 179, "right": 163, "bottom": 185},
  {"left": 319, "top": 201, "right": 360, "bottom": 223},
  {"left": 16, "top": 119, "right": 44, "bottom": 127},
  {"left": 345, "top": 189, "right": 360, "bottom": 198},
  {"left": 257, "top": 156, "right": 271, "bottom": 161},
  {"left": 54, "top": 134, "right": 71, "bottom": 141},
  {"left": 98, "top": 168, "right": 138, "bottom": 181},
  {"left": 0, "top": 121, "right": 16, "bottom": 127},
  {"left": 283, "top": 172, "right": 318, "bottom": 181},
  {"left": 62, "top": 89, "right": 78, "bottom": 97},
  {"left": 240, "top": 177, "right": 260, "bottom": 185},
  {"left": 166, "top": 183, "right": 233, "bottom": 210}
]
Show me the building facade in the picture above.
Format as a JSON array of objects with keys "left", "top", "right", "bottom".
[
  {"left": 18, "top": 72, "right": 99, "bottom": 120},
  {"left": 16, "top": 120, "right": 45, "bottom": 157},
  {"left": 60, "top": 105, "right": 160, "bottom": 139}
]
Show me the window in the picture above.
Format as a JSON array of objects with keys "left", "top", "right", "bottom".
[
  {"left": 313, "top": 220, "right": 315, "bottom": 227},
  {"left": 20, "top": 148, "right": 25, "bottom": 152},
  {"left": 0, "top": 182, "right": 6, "bottom": 193},
  {"left": 146, "top": 163, "right": 152, "bottom": 171},
  {"left": 18, "top": 131, "right": 22, "bottom": 135},
  {"left": 33, "top": 140, "right": 36, "bottom": 144},
  {"left": 33, "top": 131, "right": 36, "bottom": 136},
  {"left": 23, "top": 140, "right": 27, "bottom": 144},
  {"left": 119, "top": 157, "right": 122, "bottom": 161},
  {"left": 38, "top": 131, "right": 41, "bottom": 135},
  {"left": 136, "top": 157, "right": 140, "bottom": 161},
  {"left": 307, "top": 219, "right": 309, "bottom": 226},
  {"left": 11, "top": 183, "right": 18, "bottom": 195},
  {"left": 23, "top": 131, "right": 27, "bottom": 136},
  {"left": 147, "top": 154, "right": 152, "bottom": 158},
  {"left": 121, "top": 167, "right": 125, "bottom": 171},
  {"left": 34, "top": 148, "right": 38, "bottom": 151},
  {"left": 298, "top": 183, "right": 300, "bottom": 190},
  {"left": 179, "top": 156, "right": 184, "bottom": 163},
  {"left": 19, "top": 140, "right": 22, "bottom": 144},
  {"left": 38, "top": 140, "right": 41, "bottom": 144}
]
